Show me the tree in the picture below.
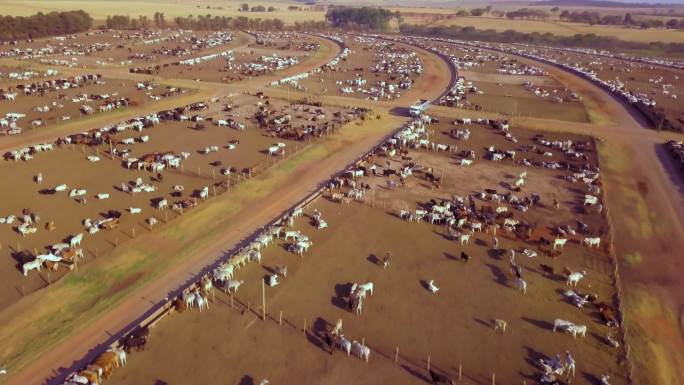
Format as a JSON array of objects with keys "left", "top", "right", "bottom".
[
  {"left": 560, "top": 10, "right": 570, "bottom": 19},
  {"left": 240, "top": 3, "right": 249, "bottom": 12},
  {"left": 326, "top": 6, "right": 396, "bottom": 31},
  {"left": 251, "top": 5, "right": 266, "bottom": 12},
  {"left": 470, "top": 8, "right": 485, "bottom": 16},
  {"left": 551, "top": 7, "right": 560, "bottom": 13},
  {"left": 268, "top": 6, "right": 276, "bottom": 12},
  {"left": 456, "top": 9, "right": 469, "bottom": 16},
  {"left": 665, "top": 18, "right": 679, "bottom": 29},
  {"left": 623, "top": 13, "right": 634, "bottom": 25}
]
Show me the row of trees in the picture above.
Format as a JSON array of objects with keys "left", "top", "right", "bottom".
[
  {"left": 0, "top": 10, "right": 92, "bottom": 41},
  {"left": 325, "top": 6, "right": 399, "bottom": 31},
  {"left": 559, "top": 10, "right": 684, "bottom": 29},
  {"left": 106, "top": 13, "right": 285, "bottom": 31},
  {"left": 239, "top": 3, "right": 277, "bottom": 12},
  {"left": 399, "top": 24, "right": 684, "bottom": 56}
]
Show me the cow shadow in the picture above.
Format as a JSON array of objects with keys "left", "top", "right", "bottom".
[
  {"left": 473, "top": 317, "right": 491, "bottom": 329},
  {"left": 332, "top": 283, "right": 352, "bottom": 311},
  {"left": 153, "top": 381, "right": 168, "bottom": 385},
  {"left": 367, "top": 253, "right": 381, "bottom": 266},
  {"left": 485, "top": 263, "right": 508, "bottom": 287},
  {"left": 401, "top": 364, "right": 431, "bottom": 383},
  {"left": 306, "top": 317, "right": 333, "bottom": 354},
  {"left": 521, "top": 317, "right": 553, "bottom": 331},
  {"left": 523, "top": 346, "right": 547, "bottom": 369},
  {"left": 444, "top": 252, "right": 458, "bottom": 261},
  {"left": 487, "top": 248, "right": 503, "bottom": 260},
  {"left": 238, "top": 375, "right": 254, "bottom": 385},
  {"left": 582, "top": 372, "right": 606, "bottom": 385}
]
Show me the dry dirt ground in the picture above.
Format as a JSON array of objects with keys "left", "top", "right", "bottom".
[
  {"left": 286, "top": 36, "right": 423, "bottom": 102},
  {"left": 0, "top": 95, "right": 351, "bottom": 308},
  {"left": 105, "top": 122, "right": 626, "bottom": 385}
]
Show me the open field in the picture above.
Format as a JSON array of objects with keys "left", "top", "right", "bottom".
[
  {"left": 400, "top": 15, "right": 684, "bottom": 44},
  {"left": 0, "top": 0, "right": 327, "bottom": 24}
]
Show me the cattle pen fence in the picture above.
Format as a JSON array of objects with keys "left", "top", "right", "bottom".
[
  {"left": 595, "top": 147, "right": 635, "bottom": 385},
  {"left": 44, "top": 106, "right": 413, "bottom": 385}
]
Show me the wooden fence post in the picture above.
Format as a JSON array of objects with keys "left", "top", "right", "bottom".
[
  {"left": 427, "top": 355, "right": 430, "bottom": 371},
  {"left": 261, "top": 279, "right": 266, "bottom": 321},
  {"left": 303, "top": 318, "right": 307, "bottom": 335},
  {"left": 279, "top": 310, "right": 283, "bottom": 326},
  {"left": 394, "top": 347, "right": 399, "bottom": 363},
  {"left": 492, "top": 373, "right": 495, "bottom": 385},
  {"left": 458, "top": 364, "right": 462, "bottom": 380}
]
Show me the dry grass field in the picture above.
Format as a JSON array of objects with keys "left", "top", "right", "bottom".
[
  {"left": 400, "top": 15, "right": 684, "bottom": 44},
  {"left": 0, "top": 0, "right": 326, "bottom": 24}
]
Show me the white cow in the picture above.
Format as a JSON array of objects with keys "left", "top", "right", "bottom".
[
  {"left": 225, "top": 279, "right": 244, "bottom": 293},
  {"left": 351, "top": 340, "right": 370, "bottom": 362},
  {"left": 514, "top": 278, "right": 527, "bottom": 294},
  {"left": 553, "top": 238, "right": 567, "bottom": 250},
  {"left": 22, "top": 259, "right": 42, "bottom": 276},
  {"left": 583, "top": 237, "right": 601, "bottom": 248},
  {"left": 460, "top": 158, "right": 473, "bottom": 166},
  {"left": 336, "top": 334, "right": 352, "bottom": 355},
  {"left": 553, "top": 319, "right": 575, "bottom": 333},
  {"left": 568, "top": 324, "right": 587, "bottom": 338},
  {"left": 426, "top": 279, "right": 439, "bottom": 293},
  {"left": 566, "top": 271, "right": 586, "bottom": 286},
  {"left": 584, "top": 195, "right": 599, "bottom": 206},
  {"left": 459, "top": 234, "right": 470, "bottom": 245},
  {"left": 70, "top": 233, "right": 83, "bottom": 248},
  {"left": 128, "top": 207, "right": 142, "bottom": 214}
]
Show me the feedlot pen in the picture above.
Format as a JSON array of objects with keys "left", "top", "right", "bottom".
[{"left": 105, "top": 117, "right": 627, "bottom": 385}]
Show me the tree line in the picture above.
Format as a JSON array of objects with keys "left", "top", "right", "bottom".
[
  {"left": 399, "top": 24, "right": 684, "bottom": 56},
  {"left": 325, "top": 6, "right": 399, "bottom": 31},
  {"left": 106, "top": 13, "right": 284, "bottom": 31},
  {"left": 559, "top": 10, "right": 683, "bottom": 29},
  {"left": 0, "top": 10, "right": 92, "bottom": 41}
]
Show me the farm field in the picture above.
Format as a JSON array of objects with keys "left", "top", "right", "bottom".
[
  {"left": 0, "top": 5, "right": 682, "bottom": 385},
  {"left": 0, "top": 94, "right": 358, "bottom": 309},
  {"left": 401, "top": 37, "right": 590, "bottom": 123},
  {"left": 0, "top": 0, "right": 327, "bottom": 24},
  {"left": 531, "top": 47, "right": 684, "bottom": 132},
  {"left": 152, "top": 34, "right": 319, "bottom": 83},
  {"left": 399, "top": 15, "right": 684, "bottom": 44},
  {"left": 1, "top": 76, "right": 188, "bottom": 136},
  {"left": 105, "top": 115, "right": 627, "bottom": 385},
  {"left": 278, "top": 35, "right": 424, "bottom": 102}
]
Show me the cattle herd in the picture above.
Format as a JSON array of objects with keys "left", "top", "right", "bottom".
[{"left": 2, "top": 25, "right": 674, "bottom": 385}]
